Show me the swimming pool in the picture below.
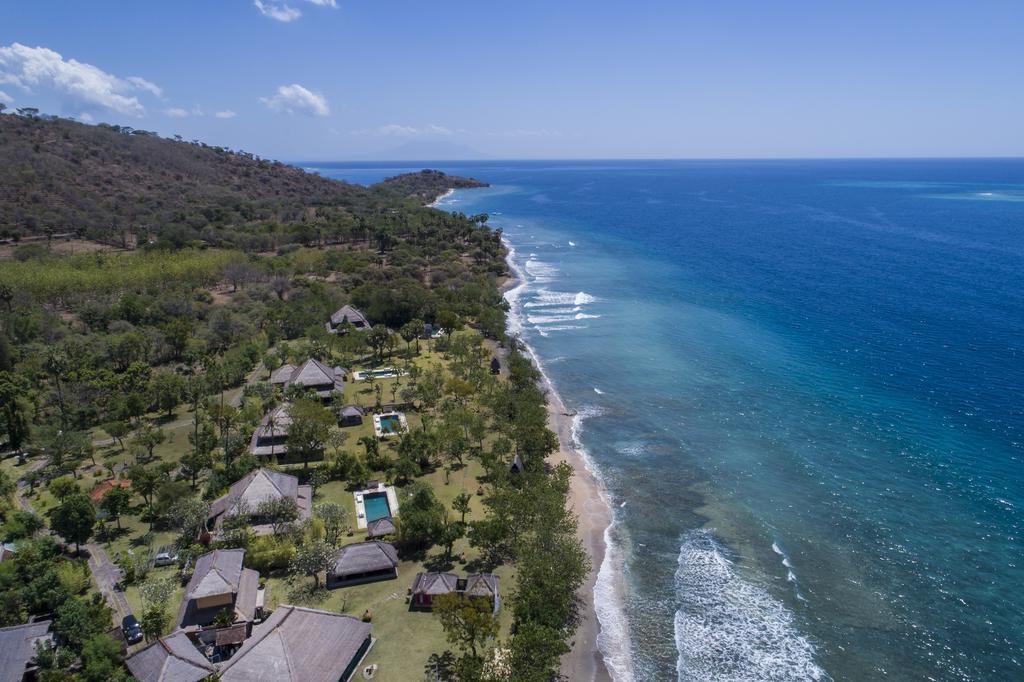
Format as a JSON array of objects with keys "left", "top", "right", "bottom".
[
  {"left": 379, "top": 415, "right": 401, "bottom": 433},
  {"left": 363, "top": 492, "right": 391, "bottom": 522}
]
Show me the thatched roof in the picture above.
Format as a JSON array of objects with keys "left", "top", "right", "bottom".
[
  {"left": 329, "top": 305, "right": 369, "bottom": 328},
  {"left": 280, "top": 358, "right": 347, "bottom": 398},
  {"left": 250, "top": 403, "right": 292, "bottom": 457},
  {"left": 0, "top": 620, "right": 51, "bottom": 682},
  {"left": 124, "top": 631, "right": 215, "bottom": 682},
  {"left": 366, "top": 516, "right": 396, "bottom": 539},
  {"left": 464, "top": 573, "right": 500, "bottom": 600},
  {"left": 218, "top": 605, "right": 371, "bottom": 682},
  {"left": 208, "top": 468, "right": 312, "bottom": 529},
  {"left": 410, "top": 572, "right": 459, "bottom": 597},
  {"left": 331, "top": 541, "right": 398, "bottom": 577},
  {"left": 270, "top": 364, "right": 296, "bottom": 385},
  {"left": 177, "top": 549, "right": 260, "bottom": 629},
  {"left": 340, "top": 404, "right": 365, "bottom": 419}
]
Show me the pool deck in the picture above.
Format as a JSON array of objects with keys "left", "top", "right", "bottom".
[
  {"left": 353, "top": 483, "right": 400, "bottom": 529},
  {"left": 372, "top": 411, "right": 409, "bottom": 438}
]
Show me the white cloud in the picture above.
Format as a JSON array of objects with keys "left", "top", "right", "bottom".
[
  {"left": 125, "top": 76, "right": 162, "bottom": 98},
  {"left": 0, "top": 89, "right": 13, "bottom": 104},
  {"left": 485, "top": 128, "right": 563, "bottom": 137},
  {"left": 165, "top": 107, "right": 189, "bottom": 118},
  {"left": 260, "top": 83, "right": 329, "bottom": 116},
  {"left": 254, "top": 0, "right": 302, "bottom": 22},
  {"left": 215, "top": 110, "right": 237, "bottom": 119},
  {"left": 305, "top": 0, "right": 337, "bottom": 6},
  {"left": 0, "top": 42, "right": 161, "bottom": 116},
  {"left": 351, "top": 123, "right": 454, "bottom": 137}
]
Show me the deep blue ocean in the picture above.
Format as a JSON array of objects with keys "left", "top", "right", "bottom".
[{"left": 308, "top": 160, "right": 1024, "bottom": 681}]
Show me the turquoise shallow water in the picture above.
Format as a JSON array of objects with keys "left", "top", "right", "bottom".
[{"left": 311, "top": 160, "right": 1024, "bottom": 681}]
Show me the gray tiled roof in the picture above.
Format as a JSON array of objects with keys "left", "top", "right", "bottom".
[
  {"left": 218, "top": 605, "right": 371, "bottom": 682},
  {"left": 209, "top": 469, "right": 310, "bottom": 525},
  {"left": 329, "top": 305, "right": 369, "bottom": 328},
  {"left": 124, "top": 630, "right": 215, "bottom": 682},
  {"left": 366, "top": 516, "right": 396, "bottom": 538},
  {"left": 177, "top": 549, "right": 260, "bottom": 629}
]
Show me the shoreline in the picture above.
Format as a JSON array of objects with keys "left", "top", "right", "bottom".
[
  {"left": 498, "top": 253, "right": 616, "bottom": 682},
  {"left": 428, "top": 187, "right": 455, "bottom": 207}
]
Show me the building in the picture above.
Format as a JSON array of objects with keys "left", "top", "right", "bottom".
[
  {"left": 124, "top": 631, "right": 216, "bottom": 682},
  {"left": 410, "top": 572, "right": 501, "bottom": 614},
  {"left": 0, "top": 620, "right": 52, "bottom": 682},
  {"left": 409, "top": 572, "right": 459, "bottom": 609},
  {"left": 176, "top": 549, "right": 261, "bottom": 631},
  {"left": 327, "top": 541, "right": 399, "bottom": 588},
  {"left": 270, "top": 358, "right": 347, "bottom": 400},
  {"left": 326, "top": 305, "right": 370, "bottom": 334},
  {"left": 249, "top": 403, "right": 292, "bottom": 459},
  {"left": 208, "top": 469, "right": 312, "bottom": 536},
  {"left": 339, "top": 404, "right": 365, "bottom": 427},
  {"left": 218, "top": 605, "right": 372, "bottom": 682},
  {"left": 365, "top": 516, "right": 396, "bottom": 540}
]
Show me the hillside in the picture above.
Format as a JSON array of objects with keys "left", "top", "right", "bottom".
[{"left": 0, "top": 113, "right": 484, "bottom": 248}]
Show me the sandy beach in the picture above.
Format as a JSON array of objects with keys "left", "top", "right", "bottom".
[
  {"left": 546, "top": 386, "right": 615, "bottom": 682},
  {"left": 495, "top": 269, "right": 615, "bottom": 682}
]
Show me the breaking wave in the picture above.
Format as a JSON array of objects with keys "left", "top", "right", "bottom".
[{"left": 674, "top": 531, "right": 828, "bottom": 682}]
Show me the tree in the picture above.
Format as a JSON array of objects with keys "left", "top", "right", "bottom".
[
  {"left": 400, "top": 321, "right": 421, "bottom": 358},
  {"left": 435, "top": 310, "right": 463, "bottom": 346},
  {"left": 366, "top": 324, "right": 390, "bottom": 364},
  {"left": 433, "top": 592, "right": 499, "bottom": 661},
  {"left": 290, "top": 539, "right": 333, "bottom": 589},
  {"left": 314, "top": 503, "right": 347, "bottom": 547},
  {"left": 453, "top": 490, "right": 472, "bottom": 525},
  {"left": 398, "top": 482, "right": 445, "bottom": 549},
  {"left": 50, "top": 493, "right": 95, "bottom": 553},
  {"left": 424, "top": 651, "right": 457, "bottom": 682},
  {"left": 47, "top": 476, "right": 80, "bottom": 503},
  {"left": 80, "top": 634, "right": 124, "bottom": 682},
  {"left": 131, "top": 423, "right": 166, "bottom": 463},
  {"left": 286, "top": 398, "right": 333, "bottom": 469},
  {"left": 54, "top": 594, "right": 113, "bottom": 651},
  {"left": 102, "top": 420, "right": 130, "bottom": 450},
  {"left": 179, "top": 448, "right": 213, "bottom": 490},
  {"left": 128, "top": 465, "right": 160, "bottom": 517},
  {"left": 150, "top": 370, "right": 185, "bottom": 417},
  {"left": 99, "top": 485, "right": 132, "bottom": 530},
  {"left": 392, "top": 456, "right": 419, "bottom": 485},
  {"left": 139, "top": 575, "right": 177, "bottom": 641},
  {"left": 439, "top": 515, "right": 464, "bottom": 563},
  {"left": 254, "top": 496, "right": 299, "bottom": 535}
]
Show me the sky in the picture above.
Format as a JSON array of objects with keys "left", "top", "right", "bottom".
[{"left": 1, "top": 1, "right": 1023, "bottom": 160}]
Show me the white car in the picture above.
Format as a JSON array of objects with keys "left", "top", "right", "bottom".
[{"left": 153, "top": 547, "right": 178, "bottom": 567}]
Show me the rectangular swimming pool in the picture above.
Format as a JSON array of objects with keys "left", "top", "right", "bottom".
[
  {"left": 363, "top": 492, "right": 391, "bottom": 522},
  {"left": 379, "top": 415, "right": 401, "bottom": 433}
]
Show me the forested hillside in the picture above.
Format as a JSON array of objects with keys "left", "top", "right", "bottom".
[{"left": 0, "top": 112, "right": 485, "bottom": 249}]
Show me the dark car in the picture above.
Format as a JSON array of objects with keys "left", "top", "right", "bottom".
[{"left": 122, "top": 614, "right": 143, "bottom": 644}]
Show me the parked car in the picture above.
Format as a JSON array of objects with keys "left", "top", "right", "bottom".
[
  {"left": 153, "top": 546, "right": 178, "bottom": 567},
  {"left": 122, "top": 614, "right": 143, "bottom": 644}
]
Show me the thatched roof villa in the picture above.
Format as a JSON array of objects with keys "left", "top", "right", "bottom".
[
  {"left": 218, "top": 605, "right": 372, "bottom": 682},
  {"left": 270, "top": 358, "right": 348, "bottom": 400},
  {"left": 410, "top": 572, "right": 501, "bottom": 614},
  {"left": 0, "top": 620, "right": 52, "bottom": 682},
  {"left": 249, "top": 403, "right": 292, "bottom": 459},
  {"left": 124, "top": 630, "right": 216, "bottom": 682},
  {"left": 207, "top": 468, "right": 311, "bottom": 535},
  {"left": 326, "top": 304, "right": 370, "bottom": 334},
  {"left": 176, "top": 549, "right": 261, "bottom": 631},
  {"left": 327, "top": 541, "right": 399, "bottom": 588}
]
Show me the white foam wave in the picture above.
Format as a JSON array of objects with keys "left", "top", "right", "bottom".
[
  {"left": 524, "top": 289, "right": 598, "bottom": 307},
  {"left": 569, "top": 240, "right": 577, "bottom": 246},
  {"left": 535, "top": 325, "right": 586, "bottom": 337},
  {"left": 674, "top": 531, "right": 828, "bottom": 682},
  {"left": 524, "top": 258, "right": 559, "bottom": 282},
  {"left": 594, "top": 387, "right": 605, "bottom": 395}
]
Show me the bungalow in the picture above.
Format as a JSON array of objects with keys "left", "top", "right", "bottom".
[
  {"left": 366, "top": 516, "right": 396, "bottom": 540},
  {"left": 271, "top": 358, "right": 348, "bottom": 400},
  {"left": 218, "top": 605, "right": 372, "bottom": 682},
  {"left": 208, "top": 469, "right": 312, "bottom": 536},
  {"left": 327, "top": 541, "right": 399, "bottom": 588},
  {"left": 339, "top": 404, "right": 365, "bottom": 428},
  {"left": 249, "top": 403, "right": 291, "bottom": 459},
  {"left": 410, "top": 572, "right": 501, "bottom": 614},
  {"left": 124, "top": 630, "right": 216, "bottom": 682},
  {"left": 0, "top": 620, "right": 52, "bottom": 682},
  {"left": 326, "top": 305, "right": 370, "bottom": 335},
  {"left": 176, "top": 549, "right": 261, "bottom": 631}
]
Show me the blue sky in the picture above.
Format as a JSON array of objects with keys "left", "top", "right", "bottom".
[{"left": 2, "top": 1, "right": 1022, "bottom": 160}]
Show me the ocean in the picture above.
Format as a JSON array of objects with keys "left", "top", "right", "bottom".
[{"left": 308, "top": 160, "right": 1024, "bottom": 681}]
